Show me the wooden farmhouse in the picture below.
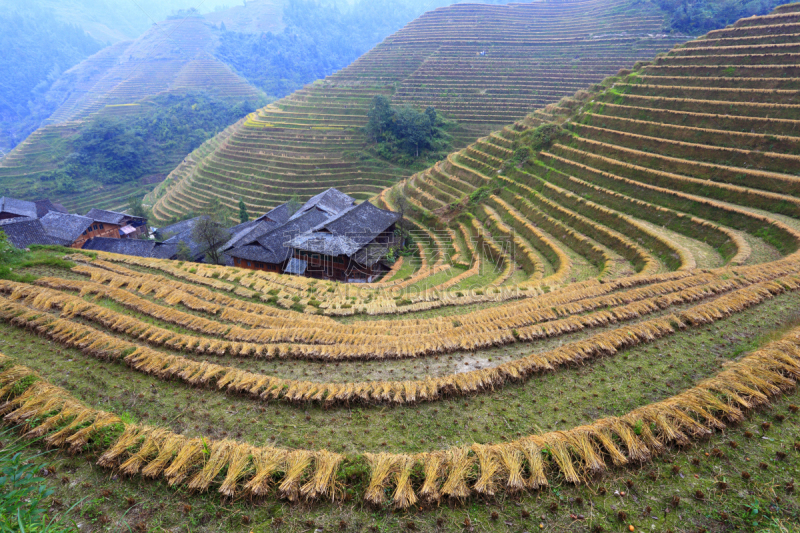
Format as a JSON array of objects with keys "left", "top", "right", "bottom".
[{"left": 224, "top": 188, "right": 401, "bottom": 282}]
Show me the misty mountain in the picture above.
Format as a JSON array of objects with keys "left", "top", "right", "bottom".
[
  {"left": 0, "top": 0, "right": 241, "bottom": 42},
  {"left": 0, "top": 9, "right": 103, "bottom": 154}
]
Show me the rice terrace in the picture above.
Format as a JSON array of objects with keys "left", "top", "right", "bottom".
[{"left": 1, "top": 0, "right": 800, "bottom": 532}]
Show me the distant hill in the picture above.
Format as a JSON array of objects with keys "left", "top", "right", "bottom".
[
  {"left": 0, "top": 0, "right": 260, "bottom": 43},
  {"left": 205, "top": 0, "right": 284, "bottom": 34},
  {"left": 0, "top": 0, "right": 501, "bottom": 215},
  {"left": 148, "top": 0, "right": 690, "bottom": 223},
  {"left": 0, "top": 15, "right": 266, "bottom": 213},
  {"left": 0, "top": 10, "right": 104, "bottom": 155}
]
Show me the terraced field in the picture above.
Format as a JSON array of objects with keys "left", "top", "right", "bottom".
[
  {"left": 0, "top": 17, "right": 263, "bottom": 213},
  {"left": 147, "top": 0, "right": 689, "bottom": 223},
  {"left": 3, "top": 5, "right": 800, "bottom": 533}
]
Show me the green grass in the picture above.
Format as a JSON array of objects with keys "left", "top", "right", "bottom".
[
  {"left": 2, "top": 327, "right": 798, "bottom": 532},
  {"left": 0, "top": 245, "right": 90, "bottom": 283},
  {"left": 1, "top": 277, "right": 800, "bottom": 531}
]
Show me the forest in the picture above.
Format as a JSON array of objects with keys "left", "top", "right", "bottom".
[
  {"left": 654, "top": 0, "right": 787, "bottom": 33},
  {"left": 365, "top": 95, "right": 454, "bottom": 166},
  {"left": 0, "top": 10, "right": 102, "bottom": 153},
  {"left": 42, "top": 92, "right": 262, "bottom": 194}
]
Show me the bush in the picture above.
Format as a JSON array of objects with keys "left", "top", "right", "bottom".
[
  {"left": 0, "top": 429, "right": 79, "bottom": 531},
  {"left": 520, "top": 124, "right": 569, "bottom": 153}
]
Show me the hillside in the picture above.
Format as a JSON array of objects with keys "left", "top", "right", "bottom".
[
  {"left": 0, "top": 16, "right": 266, "bottom": 213},
  {"left": 205, "top": 0, "right": 284, "bottom": 34},
  {"left": 1, "top": 5, "right": 800, "bottom": 532},
  {"left": 0, "top": 10, "right": 104, "bottom": 154},
  {"left": 147, "top": 0, "right": 689, "bottom": 223}
]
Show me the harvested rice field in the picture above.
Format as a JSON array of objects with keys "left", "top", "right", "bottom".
[{"left": 3, "top": 3, "right": 800, "bottom": 533}]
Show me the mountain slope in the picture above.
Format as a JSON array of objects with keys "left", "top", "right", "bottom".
[
  {"left": 0, "top": 16, "right": 266, "bottom": 213},
  {"left": 4, "top": 9, "right": 800, "bottom": 533},
  {"left": 369, "top": 1, "right": 800, "bottom": 313},
  {"left": 0, "top": 10, "right": 104, "bottom": 154},
  {"left": 148, "top": 0, "right": 688, "bottom": 223}
]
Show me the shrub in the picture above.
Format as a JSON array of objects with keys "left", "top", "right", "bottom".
[{"left": 0, "top": 429, "right": 78, "bottom": 531}]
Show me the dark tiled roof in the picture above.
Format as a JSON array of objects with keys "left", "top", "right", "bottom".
[
  {"left": 156, "top": 217, "right": 203, "bottom": 240},
  {"left": 289, "top": 201, "right": 400, "bottom": 258},
  {"left": 85, "top": 208, "right": 127, "bottom": 225},
  {"left": 293, "top": 188, "right": 355, "bottom": 219},
  {"left": 288, "top": 232, "right": 361, "bottom": 258},
  {"left": 39, "top": 212, "right": 93, "bottom": 242},
  {"left": 227, "top": 218, "right": 260, "bottom": 237},
  {"left": 221, "top": 218, "right": 281, "bottom": 252},
  {"left": 0, "top": 217, "right": 35, "bottom": 226},
  {"left": 261, "top": 203, "right": 291, "bottom": 225},
  {"left": 0, "top": 218, "right": 70, "bottom": 248},
  {"left": 82, "top": 237, "right": 178, "bottom": 259},
  {"left": 0, "top": 197, "right": 37, "bottom": 219},
  {"left": 226, "top": 244, "right": 277, "bottom": 263},
  {"left": 160, "top": 216, "right": 231, "bottom": 261},
  {"left": 223, "top": 203, "right": 294, "bottom": 252},
  {"left": 227, "top": 208, "right": 329, "bottom": 264},
  {"left": 322, "top": 201, "right": 400, "bottom": 246},
  {"left": 152, "top": 243, "right": 179, "bottom": 260},
  {"left": 34, "top": 199, "right": 67, "bottom": 218},
  {"left": 83, "top": 237, "right": 154, "bottom": 256}
]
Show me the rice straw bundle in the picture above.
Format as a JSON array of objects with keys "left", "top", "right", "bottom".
[
  {"left": 140, "top": 434, "right": 185, "bottom": 478},
  {"left": 300, "top": 450, "right": 344, "bottom": 501},
  {"left": 471, "top": 444, "right": 503, "bottom": 495},
  {"left": 440, "top": 447, "right": 474, "bottom": 499},
  {"left": 219, "top": 443, "right": 255, "bottom": 497},
  {"left": 187, "top": 439, "right": 236, "bottom": 492},
  {"left": 278, "top": 450, "right": 313, "bottom": 501},
  {"left": 417, "top": 451, "right": 445, "bottom": 501},
  {"left": 119, "top": 428, "right": 171, "bottom": 475},
  {"left": 98, "top": 425, "right": 150, "bottom": 467},
  {"left": 392, "top": 455, "right": 418, "bottom": 509},
  {"left": 244, "top": 447, "right": 286, "bottom": 496},
  {"left": 364, "top": 453, "right": 399, "bottom": 505}
]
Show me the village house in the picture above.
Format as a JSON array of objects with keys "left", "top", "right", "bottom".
[
  {"left": 39, "top": 212, "right": 102, "bottom": 248},
  {"left": 0, "top": 217, "right": 70, "bottom": 248},
  {"left": 1, "top": 212, "right": 100, "bottom": 249},
  {"left": 288, "top": 200, "right": 401, "bottom": 282},
  {"left": 34, "top": 199, "right": 68, "bottom": 218},
  {"left": 82, "top": 237, "right": 178, "bottom": 259},
  {"left": 155, "top": 216, "right": 233, "bottom": 262},
  {"left": 0, "top": 195, "right": 149, "bottom": 249},
  {"left": 224, "top": 188, "right": 401, "bottom": 282},
  {"left": 85, "top": 208, "right": 148, "bottom": 239},
  {"left": 0, "top": 197, "right": 37, "bottom": 220}
]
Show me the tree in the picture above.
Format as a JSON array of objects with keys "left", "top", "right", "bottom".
[
  {"left": 365, "top": 97, "right": 439, "bottom": 158},
  {"left": 287, "top": 194, "right": 302, "bottom": 216},
  {"left": 191, "top": 217, "right": 229, "bottom": 265},
  {"left": 393, "top": 105, "right": 433, "bottom": 157},
  {"left": 238, "top": 199, "right": 249, "bottom": 223},
  {"left": 191, "top": 198, "right": 231, "bottom": 264},
  {"left": 365, "top": 95, "right": 394, "bottom": 141},
  {"left": 425, "top": 106, "right": 437, "bottom": 125},
  {"left": 128, "top": 196, "right": 147, "bottom": 220},
  {"left": 176, "top": 240, "right": 192, "bottom": 261}
]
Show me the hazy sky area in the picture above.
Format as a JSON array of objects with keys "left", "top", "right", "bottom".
[{"left": 0, "top": 0, "right": 243, "bottom": 42}]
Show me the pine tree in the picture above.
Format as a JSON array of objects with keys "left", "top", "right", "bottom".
[{"left": 238, "top": 199, "right": 249, "bottom": 223}]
